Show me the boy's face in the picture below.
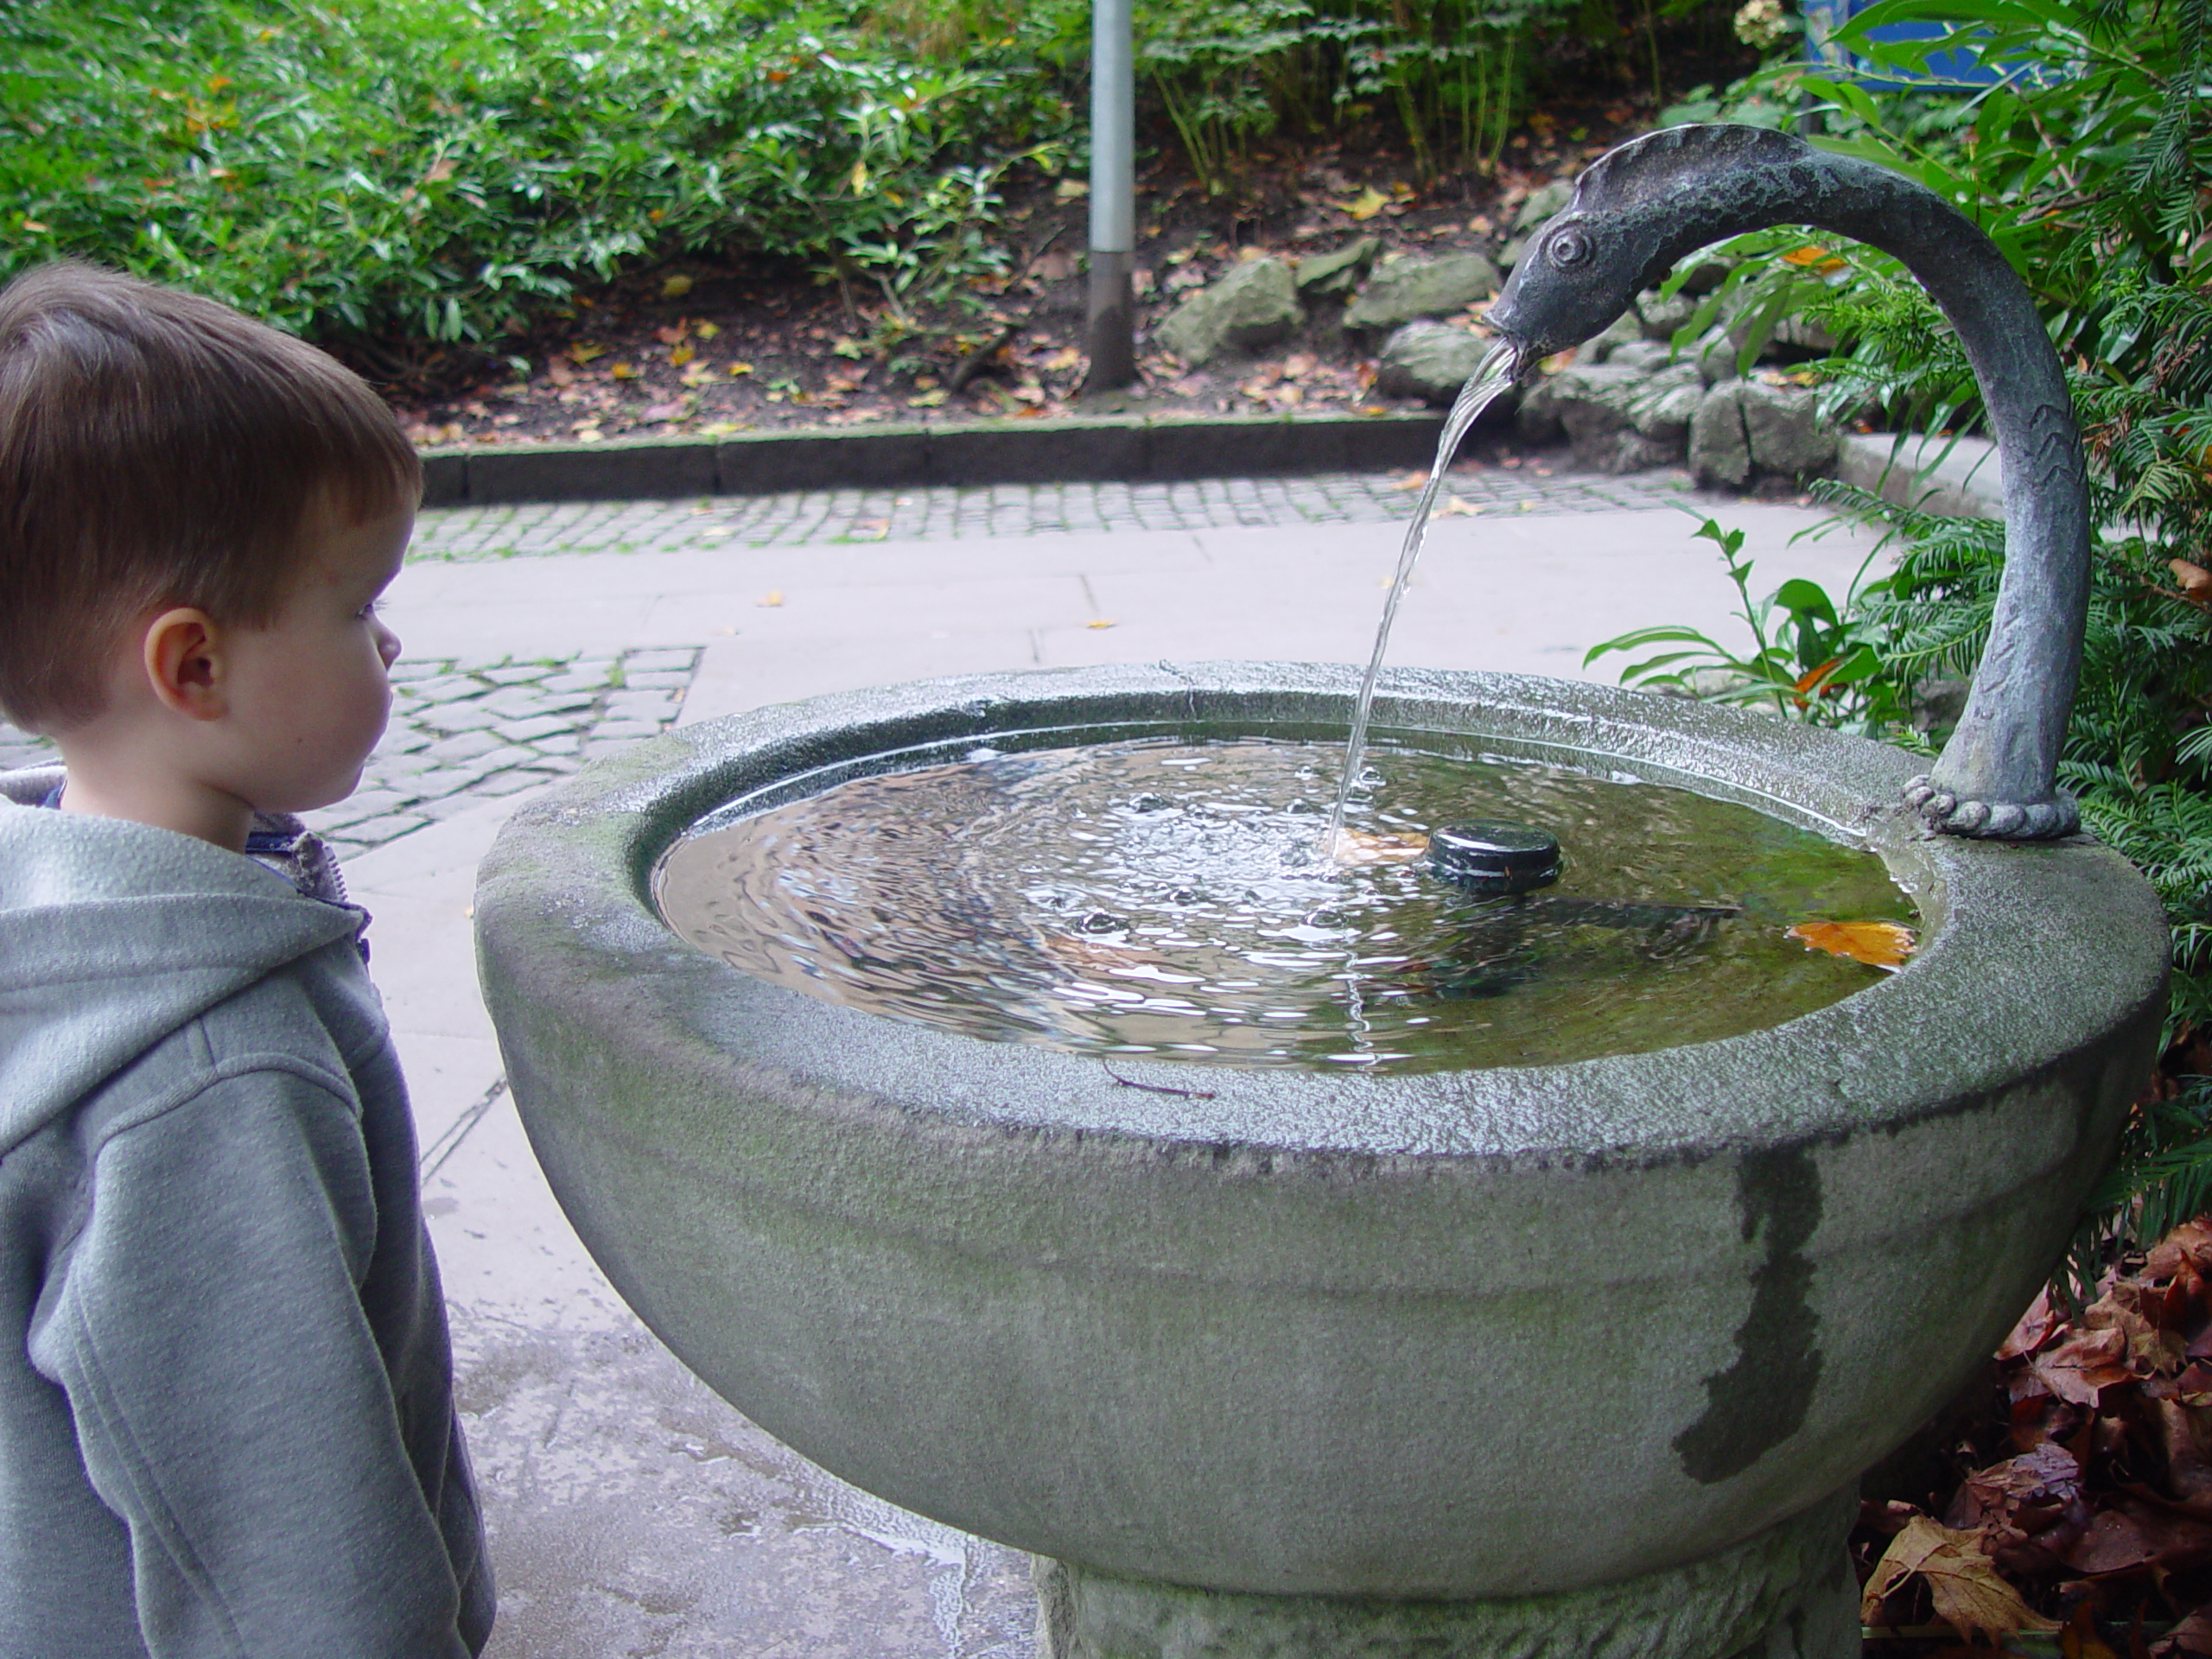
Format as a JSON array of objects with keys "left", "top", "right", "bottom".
[{"left": 216, "top": 495, "right": 410, "bottom": 815}]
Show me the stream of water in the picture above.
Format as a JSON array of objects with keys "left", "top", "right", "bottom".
[{"left": 1321, "top": 340, "right": 1524, "bottom": 858}]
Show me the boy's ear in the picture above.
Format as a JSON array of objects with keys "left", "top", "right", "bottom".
[{"left": 141, "top": 607, "right": 228, "bottom": 721}]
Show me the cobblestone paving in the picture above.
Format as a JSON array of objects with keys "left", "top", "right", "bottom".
[
  {"left": 0, "top": 645, "right": 701, "bottom": 863},
  {"left": 410, "top": 461, "right": 1704, "bottom": 563},
  {"left": 306, "top": 645, "right": 702, "bottom": 861}
]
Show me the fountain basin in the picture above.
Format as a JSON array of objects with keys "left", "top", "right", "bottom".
[{"left": 475, "top": 661, "right": 2165, "bottom": 1606}]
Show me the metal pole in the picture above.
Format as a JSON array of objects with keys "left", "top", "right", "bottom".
[{"left": 1084, "top": 0, "right": 1136, "bottom": 392}]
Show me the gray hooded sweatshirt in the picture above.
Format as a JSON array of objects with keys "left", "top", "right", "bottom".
[{"left": 0, "top": 779, "right": 492, "bottom": 1657}]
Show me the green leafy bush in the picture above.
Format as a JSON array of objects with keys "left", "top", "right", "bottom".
[{"left": 0, "top": 0, "right": 1077, "bottom": 357}]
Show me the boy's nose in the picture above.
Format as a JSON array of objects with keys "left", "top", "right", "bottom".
[{"left": 374, "top": 619, "right": 402, "bottom": 669}]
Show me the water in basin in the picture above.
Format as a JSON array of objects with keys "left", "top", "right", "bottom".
[{"left": 656, "top": 735, "right": 1912, "bottom": 1073}]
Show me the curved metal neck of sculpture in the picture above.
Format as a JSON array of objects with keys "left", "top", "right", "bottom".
[{"left": 1487, "top": 124, "right": 2088, "bottom": 840}]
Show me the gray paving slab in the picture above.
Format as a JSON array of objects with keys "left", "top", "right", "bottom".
[{"left": 0, "top": 462, "right": 1891, "bottom": 1658}]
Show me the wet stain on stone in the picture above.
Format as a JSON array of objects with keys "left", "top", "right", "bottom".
[{"left": 1675, "top": 1144, "right": 1823, "bottom": 1484}]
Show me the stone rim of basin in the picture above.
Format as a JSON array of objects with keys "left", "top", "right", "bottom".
[
  {"left": 475, "top": 658, "right": 2167, "bottom": 1603},
  {"left": 482, "top": 659, "right": 2164, "bottom": 1163}
]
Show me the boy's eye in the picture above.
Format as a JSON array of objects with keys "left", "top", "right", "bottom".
[{"left": 358, "top": 599, "right": 382, "bottom": 619}]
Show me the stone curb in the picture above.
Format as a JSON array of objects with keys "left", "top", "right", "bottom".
[
  {"left": 1836, "top": 431, "right": 2003, "bottom": 520},
  {"left": 416, "top": 412, "right": 1452, "bottom": 507}
]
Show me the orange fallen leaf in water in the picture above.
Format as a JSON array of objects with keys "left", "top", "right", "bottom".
[
  {"left": 757, "top": 590, "right": 784, "bottom": 607},
  {"left": 1786, "top": 918, "right": 1916, "bottom": 970}
]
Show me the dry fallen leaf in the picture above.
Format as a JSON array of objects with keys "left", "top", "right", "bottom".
[
  {"left": 1782, "top": 244, "right": 1849, "bottom": 274},
  {"left": 1389, "top": 470, "right": 1430, "bottom": 492},
  {"left": 757, "top": 590, "right": 784, "bottom": 607},
  {"left": 1862, "top": 1515, "right": 2060, "bottom": 1643},
  {"left": 727, "top": 360, "right": 753, "bottom": 378},
  {"left": 1086, "top": 618, "right": 1116, "bottom": 630},
  {"left": 1329, "top": 830, "right": 1430, "bottom": 866},
  {"left": 660, "top": 273, "right": 693, "bottom": 299},
  {"left": 670, "top": 342, "right": 696, "bottom": 367},
  {"left": 1785, "top": 918, "right": 1916, "bottom": 970},
  {"left": 2029, "top": 1323, "right": 2134, "bottom": 1407},
  {"left": 2158, "top": 1608, "right": 2212, "bottom": 1656},
  {"left": 1339, "top": 186, "right": 1391, "bottom": 220},
  {"left": 608, "top": 361, "right": 639, "bottom": 380},
  {"left": 1429, "top": 496, "right": 1479, "bottom": 519}
]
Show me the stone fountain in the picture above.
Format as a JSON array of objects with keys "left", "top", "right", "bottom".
[{"left": 475, "top": 128, "right": 2170, "bottom": 1658}]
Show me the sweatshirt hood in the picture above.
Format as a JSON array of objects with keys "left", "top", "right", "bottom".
[{"left": 0, "top": 801, "right": 363, "bottom": 1157}]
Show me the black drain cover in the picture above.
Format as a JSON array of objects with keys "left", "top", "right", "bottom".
[{"left": 1427, "top": 821, "right": 1562, "bottom": 896}]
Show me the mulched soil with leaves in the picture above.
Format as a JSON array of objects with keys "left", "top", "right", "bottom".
[
  {"left": 1856, "top": 1217, "right": 2212, "bottom": 1657},
  {"left": 366, "top": 105, "right": 1652, "bottom": 448}
]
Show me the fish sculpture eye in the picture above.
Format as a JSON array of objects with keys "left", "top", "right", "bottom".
[{"left": 1544, "top": 224, "right": 1594, "bottom": 270}]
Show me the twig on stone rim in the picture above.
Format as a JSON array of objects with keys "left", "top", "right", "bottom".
[{"left": 1102, "top": 1063, "right": 1217, "bottom": 1100}]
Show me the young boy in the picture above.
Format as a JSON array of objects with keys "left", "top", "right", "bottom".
[{"left": 0, "top": 262, "right": 493, "bottom": 1656}]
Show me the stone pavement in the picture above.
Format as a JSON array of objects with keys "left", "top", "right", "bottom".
[
  {"left": 0, "top": 461, "right": 1888, "bottom": 1659},
  {"left": 404, "top": 460, "right": 1706, "bottom": 564}
]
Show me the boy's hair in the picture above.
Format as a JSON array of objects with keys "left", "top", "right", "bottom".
[{"left": 0, "top": 261, "right": 421, "bottom": 730}]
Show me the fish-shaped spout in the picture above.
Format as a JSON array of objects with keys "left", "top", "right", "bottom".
[{"left": 1489, "top": 124, "right": 2088, "bottom": 840}]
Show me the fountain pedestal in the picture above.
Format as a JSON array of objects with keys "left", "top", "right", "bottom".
[{"left": 1035, "top": 1489, "right": 1859, "bottom": 1659}]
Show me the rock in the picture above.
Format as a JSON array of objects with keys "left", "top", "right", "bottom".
[
  {"left": 1549, "top": 361, "right": 1703, "bottom": 474},
  {"left": 1373, "top": 321, "right": 1491, "bottom": 405},
  {"left": 1343, "top": 251, "right": 1502, "bottom": 335},
  {"left": 1154, "top": 257, "right": 1302, "bottom": 366},
  {"left": 1582, "top": 309, "right": 1645, "bottom": 364},
  {"left": 1742, "top": 381, "right": 1839, "bottom": 475},
  {"left": 1631, "top": 365, "right": 1706, "bottom": 442},
  {"left": 1606, "top": 339, "right": 1675, "bottom": 373},
  {"left": 1913, "top": 678, "right": 1970, "bottom": 734},
  {"left": 1498, "top": 178, "right": 1573, "bottom": 269},
  {"left": 1770, "top": 315, "right": 1838, "bottom": 353},
  {"left": 1693, "top": 325, "right": 1744, "bottom": 386},
  {"left": 1679, "top": 259, "right": 1731, "bottom": 295},
  {"left": 1513, "top": 178, "right": 1574, "bottom": 233},
  {"left": 1689, "top": 383, "right": 1756, "bottom": 486},
  {"left": 1294, "top": 236, "right": 1380, "bottom": 296},
  {"left": 1636, "top": 291, "right": 1703, "bottom": 342},
  {"left": 1515, "top": 372, "right": 1564, "bottom": 446},
  {"left": 1689, "top": 380, "right": 1840, "bottom": 486}
]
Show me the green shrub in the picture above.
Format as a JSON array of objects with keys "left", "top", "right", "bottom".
[{"left": 0, "top": 0, "right": 1078, "bottom": 356}]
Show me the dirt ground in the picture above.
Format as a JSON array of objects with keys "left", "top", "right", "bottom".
[{"left": 377, "top": 102, "right": 1656, "bottom": 450}]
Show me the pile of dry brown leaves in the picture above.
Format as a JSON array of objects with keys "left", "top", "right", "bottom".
[{"left": 1857, "top": 1221, "right": 2212, "bottom": 1656}]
